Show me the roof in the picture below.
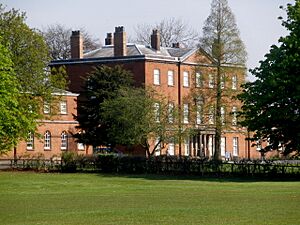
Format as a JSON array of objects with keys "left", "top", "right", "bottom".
[{"left": 83, "top": 44, "right": 196, "bottom": 62}]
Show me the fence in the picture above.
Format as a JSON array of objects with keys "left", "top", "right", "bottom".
[{"left": 1, "top": 156, "right": 300, "bottom": 178}]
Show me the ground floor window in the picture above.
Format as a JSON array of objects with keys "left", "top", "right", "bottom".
[
  {"left": 26, "top": 132, "right": 34, "bottom": 150},
  {"left": 44, "top": 131, "right": 51, "bottom": 150},
  {"left": 233, "top": 137, "right": 239, "bottom": 156},
  {"left": 61, "top": 131, "right": 68, "bottom": 150}
]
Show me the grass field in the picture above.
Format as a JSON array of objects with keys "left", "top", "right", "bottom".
[{"left": 0, "top": 172, "right": 299, "bottom": 225}]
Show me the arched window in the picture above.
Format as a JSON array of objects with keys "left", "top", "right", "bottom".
[
  {"left": 44, "top": 131, "right": 51, "bottom": 150},
  {"left": 61, "top": 131, "right": 68, "bottom": 150}
]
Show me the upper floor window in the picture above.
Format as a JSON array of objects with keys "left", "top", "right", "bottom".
[
  {"left": 61, "top": 131, "right": 68, "bottom": 150},
  {"left": 44, "top": 131, "right": 51, "bottom": 150},
  {"left": 43, "top": 102, "right": 50, "bottom": 114},
  {"left": 208, "top": 106, "right": 215, "bottom": 125},
  {"left": 232, "top": 106, "right": 238, "bottom": 126},
  {"left": 153, "top": 69, "right": 160, "bottom": 85},
  {"left": 221, "top": 106, "right": 226, "bottom": 125},
  {"left": 183, "top": 103, "right": 189, "bottom": 124},
  {"left": 154, "top": 103, "right": 160, "bottom": 123},
  {"left": 183, "top": 71, "right": 189, "bottom": 87},
  {"left": 26, "top": 132, "right": 34, "bottom": 150},
  {"left": 208, "top": 74, "right": 214, "bottom": 88},
  {"left": 232, "top": 75, "right": 237, "bottom": 90},
  {"left": 195, "top": 72, "right": 202, "bottom": 88},
  {"left": 60, "top": 101, "right": 67, "bottom": 114},
  {"left": 168, "top": 102, "right": 175, "bottom": 123},
  {"left": 168, "top": 70, "right": 174, "bottom": 86},
  {"left": 221, "top": 75, "right": 225, "bottom": 89}
]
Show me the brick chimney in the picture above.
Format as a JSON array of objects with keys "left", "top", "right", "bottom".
[
  {"left": 172, "top": 42, "right": 180, "bottom": 48},
  {"left": 151, "top": 29, "right": 160, "bottom": 51},
  {"left": 114, "top": 26, "right": 127, "bottom": 57},
  {"left": 70, "top": 30, "right": 83, "bottom": 59},
  {"left": 105, "top": 33, "right": 113, "bottom": 45}
]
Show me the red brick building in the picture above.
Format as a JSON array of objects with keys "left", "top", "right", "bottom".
[
  {"left": 2, "top": 90, "right": 87, "bottom": 159},
  {"left": 49, "top": 26, "right": 268, "bottom": 160}
]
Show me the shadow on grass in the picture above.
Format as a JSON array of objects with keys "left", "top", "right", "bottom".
[{"left": 92, "top": 172, "right": 300, "bottom": 183}]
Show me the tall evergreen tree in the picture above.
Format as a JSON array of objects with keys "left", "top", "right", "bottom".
[
  {"left": 238, "top": 1, "right": 300, "bottom": 156},
  {"left": 74, "top": 65, "right": 134, "bottom": 148},
  {"left": 199, "top": 0, "right": 247, "bottom": 160}
]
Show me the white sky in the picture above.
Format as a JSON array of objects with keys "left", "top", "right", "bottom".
[{"left": 1, "top": 0, "right": 294, "bottom": 80}]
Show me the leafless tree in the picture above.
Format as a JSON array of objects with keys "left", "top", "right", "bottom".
[
  {"left": 134, "top": 18, "right": 199, "bottom": 47},
  {"left": 42, "top": 24, "right": 101, "bottom": 60}
]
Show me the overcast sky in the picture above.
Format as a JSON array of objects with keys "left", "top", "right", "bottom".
[{"left": 2, "top": 0, "right": 294, "bottom": 80}]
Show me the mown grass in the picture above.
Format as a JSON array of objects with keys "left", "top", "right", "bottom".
[{"left": 0, "top": 172, "right": 299, "bottom": 225}]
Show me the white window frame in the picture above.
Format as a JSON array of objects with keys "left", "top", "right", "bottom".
[
  {"left": 44, "top": 131, "right": 51, "bottom": 150},
  {"left": 183, "top": 71, "right": 189, "bottom": 87},
  {"left": 153, "top": 69, "right": 160, "bottom": 85},
  {"left": 221, "top": 74, "right": 225, "bottom": 89},
  {"left": 233, "top": 137, "right": 239, "bottom": 156},
  {"left": 232, "top": 74, "right": 237, "bottom": 90},
  {"left": 183, "top": 103, "right": 189, "bottom": 124},
  {"left": 168, "top": 102, "right": 174, "bottom": 123},
  {"left": 26, "top": 132, "right": 34, "bottom": 150},
  {"left": 154, "top": 137, "right": 161, "bottom": 156},
  {"left": 154, "top": 103, "right": 160, "bottom": 123},
  {"left": 77, "top": 143, "right": 85, "bottom": 151},
  {"left": 208, "top": 74, "right": 214, "bottom": 88},
  {"left": 61, "top": 131, "right": 68, "bottom": 150},
  {"left": 168, "top": 142, "right": 175, "bottom": 156},
  {"left": 60, "top": 101, "right": 67, "bottom": 115},
  {"left": 208, "top": 106, "right": 214, "bottom": 125},
  {"left": 195, "top": 72, "right": 201, "bottom": 88},
  {"left": 168, "top": 70, "right": 174, "bottom": 86},
  {"left": 232, "top": 106, "right": 237, "bottom": 126},
  {"left": 184, "top": 137, "right": 190, "bottom": 156},
  {"left": 221, "top": 137, "right": 226, "bottom": 156},
  {"left": 196, "top": 103, "right": 202, "bottom": 125},
  {"left": 221, "top": 106, "right": 225, "bottom": 125},
  {"left": 43, "top": 102, "right": 50, "bottom": 114}
]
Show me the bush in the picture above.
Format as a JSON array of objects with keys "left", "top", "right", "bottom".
[{"left": 61, "top": 151, "right": 77, "bottom": 173}]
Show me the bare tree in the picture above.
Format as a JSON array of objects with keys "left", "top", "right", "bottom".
[
  {"left": 199, "top": 0, "right": 247, "bottom": 161},
  {"left": 134, "top": 18, "right": 199, "bottom": 47},
  {"left": 42, "top": 24, "right": 101, "bottom": 60}
]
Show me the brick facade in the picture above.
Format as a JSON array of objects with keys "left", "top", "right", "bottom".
[{"left": 48, "top": 27, "right": 272, "bottom": 160}]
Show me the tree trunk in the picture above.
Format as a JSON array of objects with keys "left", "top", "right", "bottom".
[{"left": 214, "top": 62, "right": 222, "bottom": 161}]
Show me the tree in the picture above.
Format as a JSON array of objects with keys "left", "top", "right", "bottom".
[
  {"left": 100, "top": 87, "right": 186, "bottom": 157},
  {"left": 238, "top": 1, "right": 300, "bottom": 156},
  {"left": 0, "top": 5, "right": 67, "bottom": 152},
  {"left": 199, "top": 0, "right": 247, "bottom": 160},
  {"left": 134, "top": 17, "right": 199, "bottom": 47},
  {"left": 42, "top": 24, "right": 101, "bottom": 60},
  {"left": 0, "top": 39, "right": 40, "bottom": 154},
  {"left": 74, "top": 65, "right": 134, "bottom": 148}
]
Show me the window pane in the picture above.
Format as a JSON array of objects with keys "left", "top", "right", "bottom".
[
  {"left": 232, "top": 106, "right": 237, "bottom": 126},
  {"left": 183, "top": 71, "right": 189, "bottom": 87},
  {"left": 183, "top": 104, "right": 189, "bottom": 124},
  {"left": 232, "top": 75, "right": 237, "bottom": 90},
  {"left": 26, "top": 132, "right": 34, "bottom": 150},
  {"left": 60, "top": 101, "right": 67, "bottom": 114},
  {"left": 154, "top": 69, "right": 160, "bottom": 85},
  {"left": 196, "top": 72, "right": 201, "bottom": 87},
  {"left": 61, "top": 132, "right": 68, "bottom": 150},
  {"left": 233, "top": 137, "right": 239, "bottom": 156},
  {"left": 44, "top": 131, "right": 51, "bottom": 150},
  {"left": 168, "top": 103, "right": 174, "bottom": 123},
  {"left": 154, "top": 103, "right": 160, "bottom": 122},
  {"left": 43, "top": 103, "right": 50, "bottom": 114},
  {"left": 168, "top": 70, "right": 174, "bottom": 86},
  {"left": 209, "top": 74, "right": 214, "bottom": 88}
]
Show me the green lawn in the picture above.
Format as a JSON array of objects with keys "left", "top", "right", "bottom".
[{"left": 0, "top": 172, "right": 299, "bottom": 225}]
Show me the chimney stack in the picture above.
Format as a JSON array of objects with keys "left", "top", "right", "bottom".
[
  {"left": 105, "top": 33, "right": 113, "bottom": 45},
  {"left": 172, "top": 42, "right": 180, "bottom": 48},
  {"left": 114, "top": 26, "right": 127, "bottom": 57},
  {"left": 151, "top": 29, "right": 160, "bottom": 51},
  {"left": 70, "top": 30, "right": 83, "bottom": 59}
]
